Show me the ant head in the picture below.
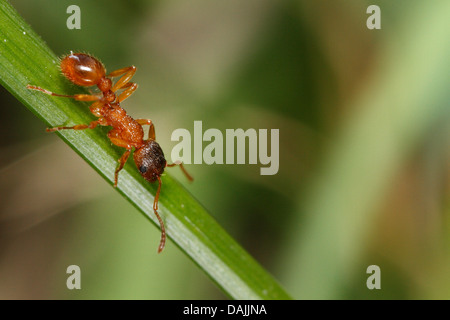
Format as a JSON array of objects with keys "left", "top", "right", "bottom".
[
  {"left": 133, "top": 140, "right": 166, "bottom": 183},
  {"left": 60, "top": 53, "right": 106, "bottom": 87}
]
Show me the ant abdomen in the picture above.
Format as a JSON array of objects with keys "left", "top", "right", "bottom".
[
  {"left": 134, "top": 140, "right": 167, "bottom": 183},
  {"left": 61, "top": 53, "right": 106, "bottom": 87}
]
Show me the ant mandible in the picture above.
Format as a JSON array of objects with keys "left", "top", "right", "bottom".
[{"left": 27, "top": 52, "right": 193, "bottom": 253}]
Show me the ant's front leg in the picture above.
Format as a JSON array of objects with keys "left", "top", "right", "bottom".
[
  {"left": 114, "top": 150, "right": 131, "bottom": 187},
  {"left": 166, "top": 161, "right": 194, "bottom": 182},
  {"left": 135, "top": 119, "right": 155, "bottom": 140},
  {"left": 107, "top": 130, "right": 134, "bottom": 187}
]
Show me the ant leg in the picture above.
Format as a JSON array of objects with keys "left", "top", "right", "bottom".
[
  {"left": 105, "top": 131, "right": 133, "bottom": 187},
  {"left": 27, "top": 85, "right": 101, "bottom": 102},
  {"left": 89, "top": 100, "right": 107, "bottom": 118},
  {"left": 135, "top": 119, "right": 155, "bottom": 140},
  {"left": 154, "top": 176, "right": 166, "bottom": 253},
  {"left": 108, "top": 66, "right": 136, "bottom": 93},
  {"left": 46, "top": 118, "right": 105, "bottom": 132},
  {"left": 107, "top": 130, "right": 133, "bottom": 150},
  {"left": 106, "top": 130, "right": 134, "bottom": 187},
  {"left": 114, "top": 149, "right": 131, "bottom": 187},
  {"left": 108, "top": 126, "right": 166, "bottom": 252},
  {"left": 117, "top": 82, "right": 138, "bottom": 103},
  {"left": 166, "top": 161, "right": 194, "bottom": 182}
]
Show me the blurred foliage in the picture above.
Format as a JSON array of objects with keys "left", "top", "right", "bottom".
[{"left": 0, "top": 0, "right": 449, "bottom": 299}]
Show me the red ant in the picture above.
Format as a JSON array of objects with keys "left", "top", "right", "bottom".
[{"left": 27, "top": 52, "right": 192, "bottom": 253}]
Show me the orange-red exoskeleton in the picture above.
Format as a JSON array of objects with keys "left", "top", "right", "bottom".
[{"left": 27, "top": 52, "right": 192, "bottom": 253}]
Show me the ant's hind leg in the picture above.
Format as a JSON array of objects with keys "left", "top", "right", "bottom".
[
  {"left": 108, "top": 66, "right": 136, "bottom": 93},
  {"left": 46, "top": 118, "right": 106, "bottom": 132},
  {"left": 166, "top": 161, "right": 193, "bottom": 182},
  {"left": 27, "top": 85, "right": 101, "bottom": 102},
  {"left": 117, "top": 82, "right": 138, "bottom": 103}
]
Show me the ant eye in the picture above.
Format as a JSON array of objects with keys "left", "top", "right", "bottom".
[{"left": 139, "top": 165, "right": 148, "bottom": 174}]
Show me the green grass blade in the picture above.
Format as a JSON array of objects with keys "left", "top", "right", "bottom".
[{"left": 0, "top": 0, "right": 291, "bottom": 300}]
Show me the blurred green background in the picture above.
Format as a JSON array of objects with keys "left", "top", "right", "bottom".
[{"left": 0, "top": 0, "right": 449, "bottom": 299}]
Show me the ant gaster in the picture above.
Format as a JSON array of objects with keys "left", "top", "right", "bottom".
[{"left": 27, "top": 52, "right": 192, "bottom": 253}]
